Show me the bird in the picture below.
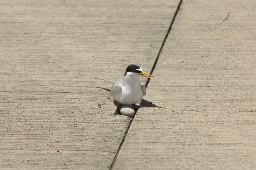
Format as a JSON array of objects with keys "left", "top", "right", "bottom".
[{"left": 110, "top": 64, "right": 151, "bottom": 115}]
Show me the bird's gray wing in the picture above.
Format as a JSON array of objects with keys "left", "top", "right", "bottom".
[
  {"left": 141, "top": 83, "right": 146, "bottom": 96},
  {"left": 110, "top": 78, "right": 122, "bottom": 96}
]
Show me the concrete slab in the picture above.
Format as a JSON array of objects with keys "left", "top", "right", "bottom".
[
  {"left": 0, "top": 0, "right": 181, "bottom": 169},
  {"left": 114, "top": 0, "right": 256, "bottom": 169}
]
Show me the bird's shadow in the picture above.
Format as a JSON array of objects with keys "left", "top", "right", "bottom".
[
  {"left": 96, "top": 86, "right": 163, "bottom": 109},
  {"left": 140, "top": 99, "right": 163, "bottom": 108}
]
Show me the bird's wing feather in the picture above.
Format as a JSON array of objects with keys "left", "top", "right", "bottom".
[
  {"left": 110, "top": 78, "right": 122, "bottom": 96},
  {"left": 141, "top": 83, "right": 146, "bottom": 96}
]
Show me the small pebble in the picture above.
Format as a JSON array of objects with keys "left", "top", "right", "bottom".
[{"left": 120, "top": 105, "right": 135, "bottom": 118}]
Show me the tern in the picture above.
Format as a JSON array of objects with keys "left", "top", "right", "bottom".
[{"left": 110, "top": 64, "right": 151, "bottom": 115}]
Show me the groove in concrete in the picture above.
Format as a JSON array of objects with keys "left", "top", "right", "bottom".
[
  {"left": 146, "top": 0, "right": 183, "bottom": 87},
  {"left": 109, "top": 118, "right": 133, "bottom": 170},
  {"left": 109, "top": 1, "right": 184, "bottom": 169}
]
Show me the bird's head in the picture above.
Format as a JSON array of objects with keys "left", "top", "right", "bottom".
[{"left": 124, "top": 64, "right": 151, "bottom": 78}]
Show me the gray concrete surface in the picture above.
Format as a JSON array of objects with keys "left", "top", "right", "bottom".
[
  {"left": 0, "top": 0, "right": 180, "bottom": 169},
  {"left": 113, "top": 0, "right": 256, "bottom": 169}
]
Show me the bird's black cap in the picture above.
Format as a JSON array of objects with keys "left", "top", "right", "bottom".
[{"left": 124, "top": 64, "right": 141, "bottom": 76}]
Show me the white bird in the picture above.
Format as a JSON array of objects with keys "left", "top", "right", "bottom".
[{"left": 110, "top": 64, "right": 151, "bottom": 115}]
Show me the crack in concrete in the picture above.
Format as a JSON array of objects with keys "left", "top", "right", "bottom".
[
  {"left": 109, "top": 0, "right": 183, "bottom": 169},
  {"left": 146, "top": 0, "right": 183, "bottom": 88},
  {"left": 220, "top": 11, "right": 231, "bottom": 24}
]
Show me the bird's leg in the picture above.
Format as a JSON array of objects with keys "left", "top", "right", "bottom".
[
  {"left": 114, "top": 101, "right": 123, "bottom": 115},
  {"left": 134, "top": 102, "right": 141, "bottom": 112}
]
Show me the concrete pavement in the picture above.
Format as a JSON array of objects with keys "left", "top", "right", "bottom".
[
  {"left": 114, "top": 0, "right": 256, "bottom": 169},
  {"left": 1, "top": 0, "right": 255, "bottom": 170},
  {"left": 0, "top": 0, "right": 180, "bottom": 169}
]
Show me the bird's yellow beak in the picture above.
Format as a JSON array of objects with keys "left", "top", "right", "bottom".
[{"left": 140, "top": 71, "right": 151, "bottom": 78}]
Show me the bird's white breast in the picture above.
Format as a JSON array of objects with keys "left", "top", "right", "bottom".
[{"left": 114, "top": 75, "right": 143, "bottom": 105}]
